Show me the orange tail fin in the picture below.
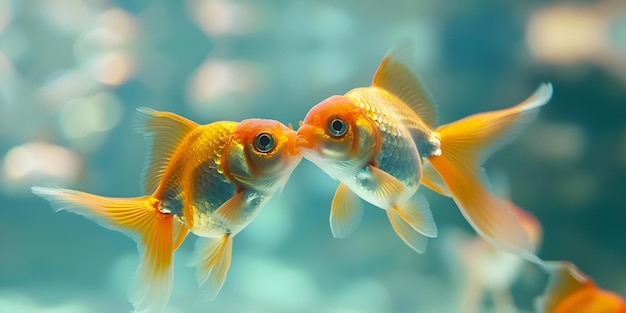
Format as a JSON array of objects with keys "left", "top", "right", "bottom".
[
  {"left": 32, "top": 186, "right": 187, "bottom": 313},
  {"left": 427, "top": 83, "right": 552, "bottom": 256}
]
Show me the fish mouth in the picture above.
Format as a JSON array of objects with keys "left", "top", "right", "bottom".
[
  {"left": 295, "top": 134, "right": 315, "bottom": 150},
  {"left": 283, "top": 133, "right": 301, "bottom": 156}
]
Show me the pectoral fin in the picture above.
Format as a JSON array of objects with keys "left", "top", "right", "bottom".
[
  {"left": 214, "top": 191, "right": 246, "bottom": 224},
  {"left": 368, "top": 165, "right": 410, "bottom": 203},
  {"left": 330, "top": 183, "right": 364, "bottom": 238}
]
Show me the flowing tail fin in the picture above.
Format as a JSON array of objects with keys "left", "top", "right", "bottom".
[
  {"left": 427, "top": 83, "right": 552, "bottom": 256},
  {"left": 31, "top": 186, "right": 187, "bottom": 313}
]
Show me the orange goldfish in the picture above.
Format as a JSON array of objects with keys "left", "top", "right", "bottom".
[
  {"left": 536, "top": 261, "right": 626, "bottom": 313},
  {"left": 32, "top": 108, "right": 301, "bottom": 312},
  {"left": 295, "top": 45, "right": 552, "bottom": 254}
]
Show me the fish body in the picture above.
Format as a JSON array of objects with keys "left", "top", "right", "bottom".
[
  {"left": 153, "top": 118, "right": 297, "bottom": 237},
  {"left": 32, "top": 109, "right": 301, "bottom": 312},
  {"left": 296, "top": 44, "right": 553, "bottom": 254}
]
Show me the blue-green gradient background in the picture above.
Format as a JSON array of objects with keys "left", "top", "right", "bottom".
[{"left": 1, "top": 1, "right": 625, "bottom": 312}]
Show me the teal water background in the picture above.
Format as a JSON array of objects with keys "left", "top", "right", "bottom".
[{"left": 1, "top": 1, "right": 626, "bottom": 312}]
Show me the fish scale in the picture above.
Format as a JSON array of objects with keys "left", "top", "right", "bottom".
[
  {"left": 154, "top": 122, "right": 239, "bottom": 232},
  {"left": 347, "top": 88, "right": 422, "bottom": 192},
  {"left": 190, "top": 161, "right": 236, "bottom": 234}
]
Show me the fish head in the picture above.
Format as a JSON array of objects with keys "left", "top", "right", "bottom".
[
  {"left": 225, "top": 119, "right": 302, "bottom": 192},
  {"left": 296, "top": 95, "right": 379, "bottom": 174}
]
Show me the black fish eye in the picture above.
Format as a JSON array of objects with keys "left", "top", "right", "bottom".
[
  {"left": 254, "top": 132, "right": 275, "bottom": 153},
  {"left": 327, "top": 116, "right": 348, "bottom": 138}
]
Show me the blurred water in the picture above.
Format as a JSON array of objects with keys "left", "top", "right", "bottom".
[{"left": 1, "top": 0, "right": 626, "bottom": 312}]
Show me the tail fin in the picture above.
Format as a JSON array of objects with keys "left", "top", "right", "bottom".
[
  {"left": 32, "top": 186, "right": 186, "bottom": 313},
  {"left": 193, "top": 235, "right": 233, "bottom": 300},
  {"left": 427, "top": 83, "right": 552, "bottom": 255}
]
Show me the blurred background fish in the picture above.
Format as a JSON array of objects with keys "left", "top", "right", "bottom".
[
  {"left": 1, "top": 0, "right": 625, "bottom": 313},
  {"left": 536, "top": 261, "right": 626, "bottom": 313},
  {"left": 442, "top": 174, "right": 544, "bottom": 313}
]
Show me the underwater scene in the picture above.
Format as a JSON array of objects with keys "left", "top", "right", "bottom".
[{"left": 1, "top": 0, "right": 626, "bottom": 312}]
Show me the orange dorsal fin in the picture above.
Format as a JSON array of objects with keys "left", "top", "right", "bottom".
[
  {"left": 134, "top": 108, "right": 199, "bottom": 194},
  {"left": 31, "top": 186, "right": 187, "bottom": 313},
  {"left": 371, "top": 42, "right": 438, "bottom": 129},
  {"left": 536, "top": 261, "right": 593, "bottom": 313}
]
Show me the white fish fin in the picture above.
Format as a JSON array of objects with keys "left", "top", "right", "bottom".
[
  {"left": 371, "top": 41, "right": 438, "bottom": 128},
  {"left": 193, "top": 235, "right": 233, "bottom": 301},
  {"left": 31, "top": 186, "right": 178, "bottom": 313},
  {"left": 133, "top": 108, "right": 199, "bottom": 194},
  {"left": 391, "top": 193, "right": 437, "bottom": 238},
  {"left": 386, "top": 208, "right": 429, "bottom": 254},
  {"left": 330, "top": 183, "right": 364, "bottom": 238}
]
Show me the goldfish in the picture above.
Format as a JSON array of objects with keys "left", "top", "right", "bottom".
[
  {"left": 451, "top": 199, "right": 543, "bottom": 313},
  {"left": 295, "top": 44, "right": 553, "bottom": 255},
  {"left": 32, "top": 108, "right": 302, "bottom": 313},
  {"left": 536, "top": 261, "right": 626, "bottom": 313}
]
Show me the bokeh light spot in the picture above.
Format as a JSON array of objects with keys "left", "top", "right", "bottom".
[
  {"left": 58, "top": 92, "right": 124, "bottom": 139},
  {"left": 3, "top": 142, "right": 82, "bottom": 183},
  {"left": 188, "top": 0, "right": 258, "bottom": 37},
  {"left": 92, "top": 52, "right": 135, "bottom": 86}
]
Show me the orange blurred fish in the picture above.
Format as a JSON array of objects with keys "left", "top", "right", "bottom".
[
  {"left": 453, "top": 200, "right": 543, "bottom": 313},
  {"left": 536, "top": 261, "right": 626, "bottom": 313},
  {"left": 295, "top": 44, "right": 552, "bottom": 254},
  {"left": 32, "top": 108, "right": 302, "bottom": 312}
]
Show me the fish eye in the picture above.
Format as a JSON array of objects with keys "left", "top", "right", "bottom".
[
  {"left": 327, "top": 116, "right": 348, "bottom": 138},
  {"left": 253, "top": 132, "right": 275, "bottom": 153}
]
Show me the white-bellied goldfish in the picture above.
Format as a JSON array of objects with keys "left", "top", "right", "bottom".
[{"left": 295, "top": 44, "right": 552, "bottom": 255}]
